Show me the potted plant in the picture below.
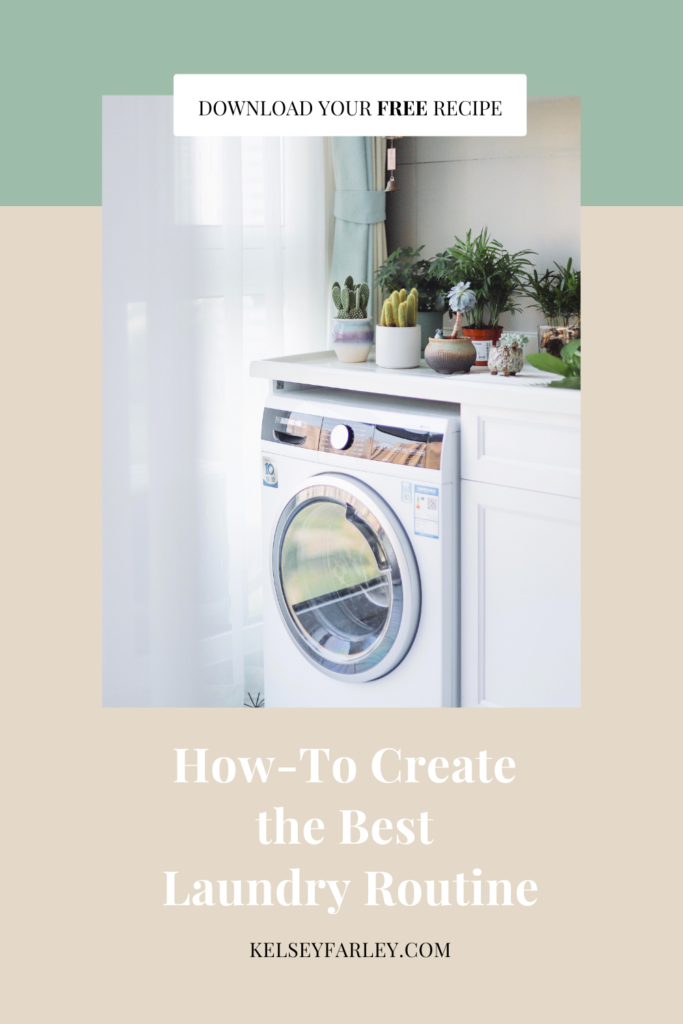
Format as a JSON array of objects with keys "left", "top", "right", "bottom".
[
  {"left": 522, "top": 258, "right": 581, "bottom": 358},
  {"left": 488, "top": 332, "right": 529, "bottom": 376},
  {"left": 526, "top": 339, "right": 581, "bottom": 389},
  {"left": 331, "top": 276, "right": 373, "bottom": 362},
  {"left": 429, "top": 228, "right": 535, "bottom": 365},
  {"left": 424, "top": 281, "right": 477, "bottom": 375},
  {"left": 375, "top": 288, "right": 421, "bottom": 369},
  {"left": 375, "top": 246, "right": 449, "bottom": 351}
]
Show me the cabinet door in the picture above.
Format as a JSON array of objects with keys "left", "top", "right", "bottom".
[
  {"left": 460, "top": 405, "right": 581, "bottom": 499},
  {"left": 461, "top": 480, "right": 580, "bottom": 708}
]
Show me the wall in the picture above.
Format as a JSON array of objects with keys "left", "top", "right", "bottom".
[{"left": 386, "top": 97, "right": 580, "bottom": 334}]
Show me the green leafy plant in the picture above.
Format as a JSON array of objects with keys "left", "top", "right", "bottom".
[
  {"left": 429, "top": 228, "right": 535, "bottom": 328},
  {"left": 522, "top": 258, "right": 581, "bottom": 326},
  {"left": 380, "top": 288, "right": 418, "bottom": 327},
  {"left": 332, "top": 275, "right": 370, "bottom": 319},
  {"left": 526, "top": 339, "right": 581, "bottom": 389},
  {"left": 375, "top": 246, "right": 449, "bottom": 312}
]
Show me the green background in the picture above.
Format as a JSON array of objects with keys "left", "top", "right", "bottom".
[{"left": 3, "top": 1, "right": 681, "bottom": 206}]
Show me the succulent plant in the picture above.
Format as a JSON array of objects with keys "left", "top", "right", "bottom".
[
  {"left": 380, "top": 288, "right": 418, "bottom": 328},
  {"left": 446, "top": 281, "right": 477, "bottom": 339},
  {"left": 448, "top": 281, "right": 476, "bottom": 314},
  {"left": 498, "top": 332, "right": 528, "bottom": 349},
  {"left": 332, "top": 275, "right": 370, "bottom": 319}
]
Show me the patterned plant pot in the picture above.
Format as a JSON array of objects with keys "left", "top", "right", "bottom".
[
  {"left": 375, "top": 325, "right": 422, "bottom": 369},
  {"left": 488, "top": 335, "right": 526, "bottom": 376},
  {"left": 424, "top": 336, "right": 476, "bottom": 375},
  {"left": 331, "top": 318, "right": 373, "bottom": 363},
  {"left": 461, "top": 326, "right": 504, "bottom": 366}
]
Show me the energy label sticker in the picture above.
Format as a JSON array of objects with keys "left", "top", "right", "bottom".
[
  {"left": 414, "top": 485, "right": 439, "bottom": 539},
  {"left": 262, "top": 456, "right": 278, "bottom": 488}
]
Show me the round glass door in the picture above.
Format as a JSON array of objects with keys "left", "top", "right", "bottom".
[{"left": 272, "top": 474, "right": 420, "bottom": 681}]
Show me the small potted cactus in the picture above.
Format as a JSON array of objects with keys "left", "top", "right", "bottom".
[
  {"left": 375, "top": 288, "right": 421, "bottom": 369},
  {"left": 331, "top": 276, "right": 373, "bottom": 363}
]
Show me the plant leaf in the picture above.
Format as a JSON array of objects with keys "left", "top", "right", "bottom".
[
  {"left": 548, "top": 376, "right": 581, "bottom": 389},
  {"left": 525, "top": 352, "right": 570, "bottom": 376},
  {"left": 561, "top": 339, "right": 581, "bottom": 362}
]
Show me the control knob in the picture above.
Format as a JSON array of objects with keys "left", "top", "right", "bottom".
[{"left": 329, "top": 424, "right": 354, "bottom": 451}]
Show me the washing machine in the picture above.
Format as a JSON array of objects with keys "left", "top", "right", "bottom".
[{"left": 261, "top": 387, "right": 461, "bottom": 708}]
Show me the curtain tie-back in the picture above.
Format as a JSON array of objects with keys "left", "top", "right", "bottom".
[{"left": 333, "top": 190, "right": 386, "bottom": 225}]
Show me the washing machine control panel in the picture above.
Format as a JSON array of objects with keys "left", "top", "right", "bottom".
[{"left": 263, "top": 407, "right": 443, "bottom": 468}]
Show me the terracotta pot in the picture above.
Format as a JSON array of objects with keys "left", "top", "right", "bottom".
[
  {"left": 424, "top": 336, "right": 476, "bottom": 375},
  {"left": 461, "top": 326, "right": 504, "bottom": 366}
]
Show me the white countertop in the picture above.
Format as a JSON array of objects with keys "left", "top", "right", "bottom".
[{"left": 250, "top": 350, "right": 581, "bottom": 416}]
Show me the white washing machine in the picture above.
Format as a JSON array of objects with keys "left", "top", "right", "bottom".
[{"left": 261, "top": 388, "right": 461, "bottom": 708}]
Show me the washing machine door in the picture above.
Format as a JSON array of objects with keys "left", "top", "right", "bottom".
[{"left": 272, "top": 473, "right": 421, "bottom": 682}]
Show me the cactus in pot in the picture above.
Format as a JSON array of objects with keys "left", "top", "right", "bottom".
[
  {"left": 330, "top": 275, "right": 373, "bottom": 363},
  {"left": 380, "top": 288, "right": 418, "bottom": 328},
  {"left": 332, "top": 275, "right": 370, "bottom": 320},
  {"left": 375, "top": 288, "right": 422, "bottom": 369}
]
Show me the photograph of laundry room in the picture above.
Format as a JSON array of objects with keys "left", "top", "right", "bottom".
[{"left": 102, "top": 96, "right": 580, "bottom": 709}]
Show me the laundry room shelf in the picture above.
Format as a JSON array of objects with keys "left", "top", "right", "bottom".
[{"left": 249, "top": 350, "right": 581, "bottom": 416}]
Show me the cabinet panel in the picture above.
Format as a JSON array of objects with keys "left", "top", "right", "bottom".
[
  {"left": 462, "top": 480, "right": 580, "bottom": 708},
  {"left": 461, "top": 405, "right": 580, "bottom": 498}
]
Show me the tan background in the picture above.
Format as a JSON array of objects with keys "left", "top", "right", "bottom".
[{"left": 1, "top": 207, "right": 680, "bottom": 1021}]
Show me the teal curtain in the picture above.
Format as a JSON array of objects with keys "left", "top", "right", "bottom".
[{"left": 331, "top": 137, "right": 386, "bottom": 319}]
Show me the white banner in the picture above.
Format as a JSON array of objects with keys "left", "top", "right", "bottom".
[{"left": 174, "top": 74, "right": 527, "bottom": 137}]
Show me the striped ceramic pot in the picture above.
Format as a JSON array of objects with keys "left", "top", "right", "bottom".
[
  {"left": 424, "top": 335, "right": 477, "bottom": 375},
  {"left": 331, "top": 318, "right": 373, "bottom": 363}
]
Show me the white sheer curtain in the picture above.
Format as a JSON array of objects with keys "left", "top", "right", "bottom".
[{"left": 103, "top": 97, "right": 327, "bottom": 706}]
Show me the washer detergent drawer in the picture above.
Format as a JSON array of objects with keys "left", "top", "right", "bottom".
[
  {"left": 271, "top": 473, "right": 421, "bottom": 683},
  {"left": 261, "top": 407, "right": 322, "bottom": 450}
]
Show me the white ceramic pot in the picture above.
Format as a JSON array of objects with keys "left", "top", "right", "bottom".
[{"left": 374, "top": 325, "right": 422, "bottom": 369}]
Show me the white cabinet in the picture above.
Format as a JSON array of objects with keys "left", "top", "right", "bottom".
[
  {"left": 460, "top": 404, "right": 580, "bottom": 498},
  {"left": 461, "top": 479, "right": 580, "bottom": 709},
  {"left": 460, "top": 399, "right": 581, "bottom": 708}
]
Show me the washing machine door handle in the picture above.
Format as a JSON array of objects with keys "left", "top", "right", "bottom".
[{"left": 344, "top": 504, "right": 389, "bottom": 571}]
